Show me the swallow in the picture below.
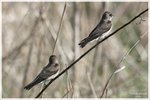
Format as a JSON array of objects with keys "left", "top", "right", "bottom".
[
  {"left": 24, "top": 55, "right": 59, "bottom": 90},
  {"left": 79, "top": 11, "right": 113, "bottom": 48}
]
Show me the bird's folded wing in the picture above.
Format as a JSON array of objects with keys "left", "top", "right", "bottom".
[
  {"left": 89, "top": 21, "right": 112, "bottom": 38},
  {"left": 40, "top": 66, "right": 59, "bottom": 79}
]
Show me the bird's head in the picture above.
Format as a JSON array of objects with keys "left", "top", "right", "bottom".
[
  {"left": 102, "top": 11, "right": 113, "bottom": 21},
  {"left": 49, "top": 55, "right": 58, "bottom": 64}
]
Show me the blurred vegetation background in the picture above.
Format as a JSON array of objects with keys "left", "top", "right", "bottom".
[{"left": 2, "top": 2, "right": 148, "bottom": 98}]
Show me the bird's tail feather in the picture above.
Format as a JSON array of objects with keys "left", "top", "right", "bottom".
[
  {"left": 79, "top": 37, "right": 89, "bottom": 48},
  {"left": 24, "top": 77, "right": 45, "bottom": 90},
  {"left": 24, "top": 82, "right": 35, "bottom": 90}
]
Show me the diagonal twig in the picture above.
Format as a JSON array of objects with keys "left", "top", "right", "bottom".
[
  {"left": 52, "top": 2, "right": 67, "bottom": 55},
  {"left": 35, "top": 8, "right": 148, "bottom": 98},
  {"left": 100, "top": 32, "right": 148, "bottom": 98}
]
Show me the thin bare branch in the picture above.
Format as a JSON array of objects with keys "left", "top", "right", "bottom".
[
  {"left": 62, "top": 89, "right": 71, "bottom": 98},
  {"left": 35, "top": 8, "right": 148, "bottom": 98},
  {"left": 52, "top": 2, "right": 67, "bottom": 55},
  {"left": 62, "top": 64, "right": 70, "bottom": 98},
  {"left": 87, "top": 72, "right": 97, "bottom": 97},
  {"left": 100, "top": 32, "right": 148, "bottom": 98}
]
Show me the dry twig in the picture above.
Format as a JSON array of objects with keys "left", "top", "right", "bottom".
[
  {"left": 52, "top": 2, "right": 67, "bottom": 55},
  {"left": 35, "top": 8, "right": 148, "bottom": 98},
  {"left": 100, "top": 32, "right": 148, "bottom": 98}
]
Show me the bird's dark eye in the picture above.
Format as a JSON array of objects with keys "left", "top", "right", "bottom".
[
  {"left": 54, "top": 63, "right": 58, "bottom": 67},
  {"left": 109, "top": 14, "right": 112, "bottom": 16}
]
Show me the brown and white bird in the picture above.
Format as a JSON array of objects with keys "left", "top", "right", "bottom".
[
  {"left": 79, "top": 11, "right": 113, "bottom": 48},
  {"left": 24, "top": 55, "right": 59, "bottom": 90}
]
